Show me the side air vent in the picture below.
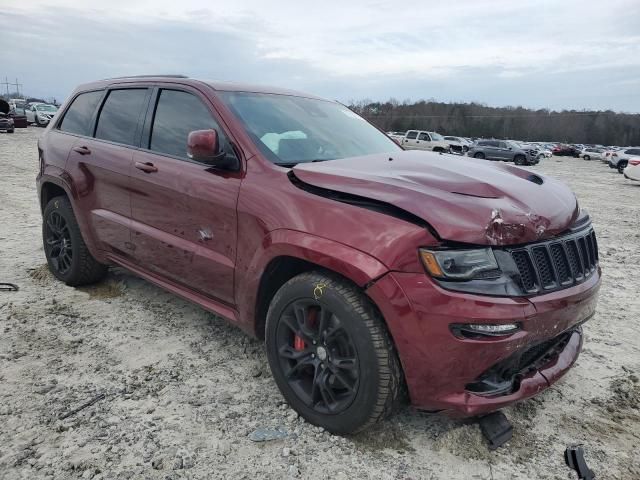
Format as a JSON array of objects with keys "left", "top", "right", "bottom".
[{"left": 527, "top": 174, "right": 544, "bottom": 185}]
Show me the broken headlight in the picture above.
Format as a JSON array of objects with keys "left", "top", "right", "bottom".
[{"left": 419, "top": 248, "right": 501, "bottom": 281}]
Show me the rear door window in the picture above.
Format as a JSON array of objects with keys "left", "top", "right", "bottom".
[
  {"left": 59, "top": 91, "right": 103, "bottom": 136},
  {"left": 95, "top": 89, "right": 149, "bottom": 146},
  {"left": 405, "top": 131, "right": 418, "bottom": 140},
  {"left": 418, "top": 133, "right": 430, "bottom": 141}
]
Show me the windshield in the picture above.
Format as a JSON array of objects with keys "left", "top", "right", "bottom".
[
  {"left": 36, "top": 105, "right": 57, "bottom": 112},
  {"left": 217, "top": 92, "right": 400, "bottom": 165},
  {"left": 429, "top": 132, "right": 444, "bottom": 141}
]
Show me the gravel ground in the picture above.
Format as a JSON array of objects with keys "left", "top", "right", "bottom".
[{"left": 1, "top": 128, "right": 639, "bottom": 480}]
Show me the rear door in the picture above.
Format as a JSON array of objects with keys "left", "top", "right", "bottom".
[
  {"left": 60, "top": 88, "right": 148, "bottom": 258},
  {"left": 496, "top": 141, "right": 512, "bottom": 161},
  {"left": 129, "top": 86, "right": 241, "bottom": 305},
  {"left": 402, "top": 130, "right": 419, "bottom": 149}
]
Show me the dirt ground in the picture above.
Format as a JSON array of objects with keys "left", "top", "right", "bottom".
[{"left": 1, "top": 128, "right": 639, "bottom": 480}]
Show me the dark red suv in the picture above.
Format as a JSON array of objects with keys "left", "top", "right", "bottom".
[{"left": 37, "top": 76, "right": 601, "bottom": 434}]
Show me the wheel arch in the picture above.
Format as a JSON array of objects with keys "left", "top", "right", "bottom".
[
  {"left": 241, "top": 230, "right": 389, "bottom": 340},
  {"left": 39, "top": 180, "right": 69, "bottom": 212}
]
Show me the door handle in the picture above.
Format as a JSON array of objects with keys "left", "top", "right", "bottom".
[
  {"left": 72, "top": 146, "right": 91, "bottom": 155},
  {"left": 135, "top": 161, "right": 158, "bottom": 173}
]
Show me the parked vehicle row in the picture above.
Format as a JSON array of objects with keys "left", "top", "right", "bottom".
[
  {"left": 0, "top": 98, "right": 59, "bottom": 130},
  {"left": 36, "top": 75, "right": 600, "bottom": 434}
]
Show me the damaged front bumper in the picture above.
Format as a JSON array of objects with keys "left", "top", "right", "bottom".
[{"left": 365, "top": 267, "right": 600, "bottom": 417}]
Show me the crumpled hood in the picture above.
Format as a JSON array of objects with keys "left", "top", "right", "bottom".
[{"left": 292, "top": 150, "right": 580, "bottom": 246}]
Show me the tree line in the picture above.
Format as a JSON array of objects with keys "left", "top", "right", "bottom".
[{"left": 348, "top": 99, "right": 640, "bottom": 146}]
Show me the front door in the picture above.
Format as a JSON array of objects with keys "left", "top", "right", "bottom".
[
  {"left": 129, "top": 87, "right": 241, "bottom": 305},
  {"left": 417, "top": 132, "right": 432, "bottom": 150}
]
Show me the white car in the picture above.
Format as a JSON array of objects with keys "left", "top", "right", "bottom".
[
  {"left": 397, "top": 130, "right": 451, "bottom": 152},
  {"left": 623, "top": 158, "right": 640, "bottom": 181},
  {"left": 580, "top": 147, "right": 605, "bottom": 161},
  {"left": 610, "top": 147, "right": 640, "bottom": 173},
  {"left": 26, "top": 103, "right": 58, "bottom": 126},
  {"left": 443, "top": 136, "right": 471, "bottom": 155}
]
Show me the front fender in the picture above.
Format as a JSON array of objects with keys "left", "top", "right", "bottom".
[{"left": 235, "top": 228, "right": 389, "bottom": 333}]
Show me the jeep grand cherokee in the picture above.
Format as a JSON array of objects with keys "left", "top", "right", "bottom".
[{"left": 37, "top": 76, "right": 601, "bottom": 434}]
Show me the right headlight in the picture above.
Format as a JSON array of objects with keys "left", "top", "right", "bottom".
[{"left": 419, "top": 248, "right": 501, "bottom": 281}]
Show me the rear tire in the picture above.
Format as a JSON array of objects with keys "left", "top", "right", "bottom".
[
  {"left": 618, "top": 161, "right": 628, "bottom": 174},
  {"left": 473, "top": 152, "right": 485, "bottom": 159},
  {"left": 583, "top": 155, "right": 590, "bottom": 161},
  {"left": 43, "top": 196, "right": 108, "bottom": 286},
  {"left": 265, "top": 271, "right": 403, "bottom": 434},
  {"left": 7, "top": 129, "right": 14, "bottom": 133}
]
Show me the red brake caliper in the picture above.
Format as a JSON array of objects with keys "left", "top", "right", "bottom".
[{"left": 293, "top": 308, "right": 317, "bottom": 351}]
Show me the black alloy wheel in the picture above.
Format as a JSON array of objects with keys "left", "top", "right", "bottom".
[
  {"left": 45, "top": 211, "right": 73, "bottom": 275},
  {"left": 275, "top": 299, "right": 359, "bottom": 415},
  {"left": 265, "top": 272, "right": 403, "bottom": 434}
]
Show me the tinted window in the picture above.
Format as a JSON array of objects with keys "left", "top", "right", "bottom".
[
  {"left": 477, "top": 140, "right": 488, "bottom": 146},
  {"left": 95, "top": 89, "right": 148, "bottom": 146},
  {"left": 627, "top": 149, "right": 640, "bottom": 155},
  {"left": 59, "top": 91, "right": 103, "bottom": 136},
  {"left": 150, "top": 90, "right": 229, "bottom": 160},
  {"left": 418, "top": 133, "right": 430, "bottom": 141},
  {"left": 406, "top": 131, "right": 418, "bottom": 140}
]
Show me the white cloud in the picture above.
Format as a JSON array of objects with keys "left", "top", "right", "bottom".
[{"left": 3, "top": 0, "right": 640, "bottom": 110}]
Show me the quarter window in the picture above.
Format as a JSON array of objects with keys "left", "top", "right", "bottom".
[
  {"left": 149, "top": 89, "right": 232, "bottom": 161},
  {"left": 95, "top": 89, "right": 148, "bottom": 146},
  {"left": 59, "top": 91, "right": 103, "bottom": 136}
]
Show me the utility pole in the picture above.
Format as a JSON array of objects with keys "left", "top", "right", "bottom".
[
  {"left": 14, "top": 78, "right": 22, "bottom": 97},
  {"left": 0, "top": 77, "right": 23, "bottom": 98},
  {"left": 1, "top": 77, "right": 9, "bottom": 97}
]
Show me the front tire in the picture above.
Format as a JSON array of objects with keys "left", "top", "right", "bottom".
[
  {"left": 583, "top": 155, "right": 590, "bottom": 161},
  {"left": 514, "top": 155, "right": 525, "bottom": 165},
  {"left": 473, "top": 152, "right": 485, "bottom": 159},
  {"left": 265, "top": 271, "right": 403, "bottom": 434},
  {"left": 43, "top": 196, "right": 108, "bottom": 286}
]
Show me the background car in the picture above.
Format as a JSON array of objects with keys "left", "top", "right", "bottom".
[
  {"left": 610, "top": 147, "right": 640, "bottom": 173},
  {"left": 552, "top": 144, "right": 580, "bottom": 157},
  {"left": 0, "top": 99, "right": 15, "bottom": 133},
  {"left": 467, "top": 139, "right": 538, "bottom": 165},
  {"left": 623, "top": 158, "right": 640, "bottom": 181},
  {"left": 443, "top": 136, "right": 471, "bottom": 155},
  {"left": 581, "top": 147, "right": 605, "bottom": 161},
  {"left": 25, "top": 103, "right": 58, "bottom": 126}
]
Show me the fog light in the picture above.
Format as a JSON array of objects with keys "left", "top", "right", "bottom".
[{"left": 452, "top": 323, "right": 520, "bottom": 339}]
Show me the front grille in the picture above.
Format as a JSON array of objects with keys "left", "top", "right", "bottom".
[{"left": 508, "top": 228, "right": 598, "bottom": 294}]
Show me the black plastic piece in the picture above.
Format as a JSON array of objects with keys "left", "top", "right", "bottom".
[
  {"left": 478, "top": 411, "right": 513, "bottom": 450},
  {"left": 565, "top": 445, "right": 595, "bottom": 479},
  {"left": 0, "top": 283, "right": 19, "bottom": 292}
]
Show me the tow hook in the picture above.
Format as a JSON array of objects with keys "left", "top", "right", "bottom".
[{"left": 478, "top": 411, "right": 513, "bottom": 450}]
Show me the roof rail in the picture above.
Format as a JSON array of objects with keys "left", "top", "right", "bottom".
[{"left": 101, "top": 74, "right": 189, "bottom": 80}]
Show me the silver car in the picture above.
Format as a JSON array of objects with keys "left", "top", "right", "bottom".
[
  {"left": 467, "top": 139, "right": 539, "bottom": 165},
  {"left": 26, "top": 103, "right": 58, "bottom": 126}
]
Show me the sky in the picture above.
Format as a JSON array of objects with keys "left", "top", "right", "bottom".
[{"left": 1, "top": 0, "right": 639, "bottom": 112}]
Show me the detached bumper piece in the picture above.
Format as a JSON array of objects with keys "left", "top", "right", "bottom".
[
  {"left": 466, "top": 327, "right": 581, "bottom": 396},
  {"left": 479, "top": 411, "right": 513, "bottom": 450}
]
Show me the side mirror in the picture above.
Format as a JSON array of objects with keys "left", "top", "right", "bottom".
[{"left": 187, "top": 129, "right": 219, "bottom": 162}]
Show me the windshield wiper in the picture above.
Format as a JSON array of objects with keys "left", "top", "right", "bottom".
[{"left": 275, "top": 162, "right": 299, "bottom": 168}]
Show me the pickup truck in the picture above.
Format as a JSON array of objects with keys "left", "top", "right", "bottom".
[{"left": 389, "top": 130, "right": 451, "bottom": 153}]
